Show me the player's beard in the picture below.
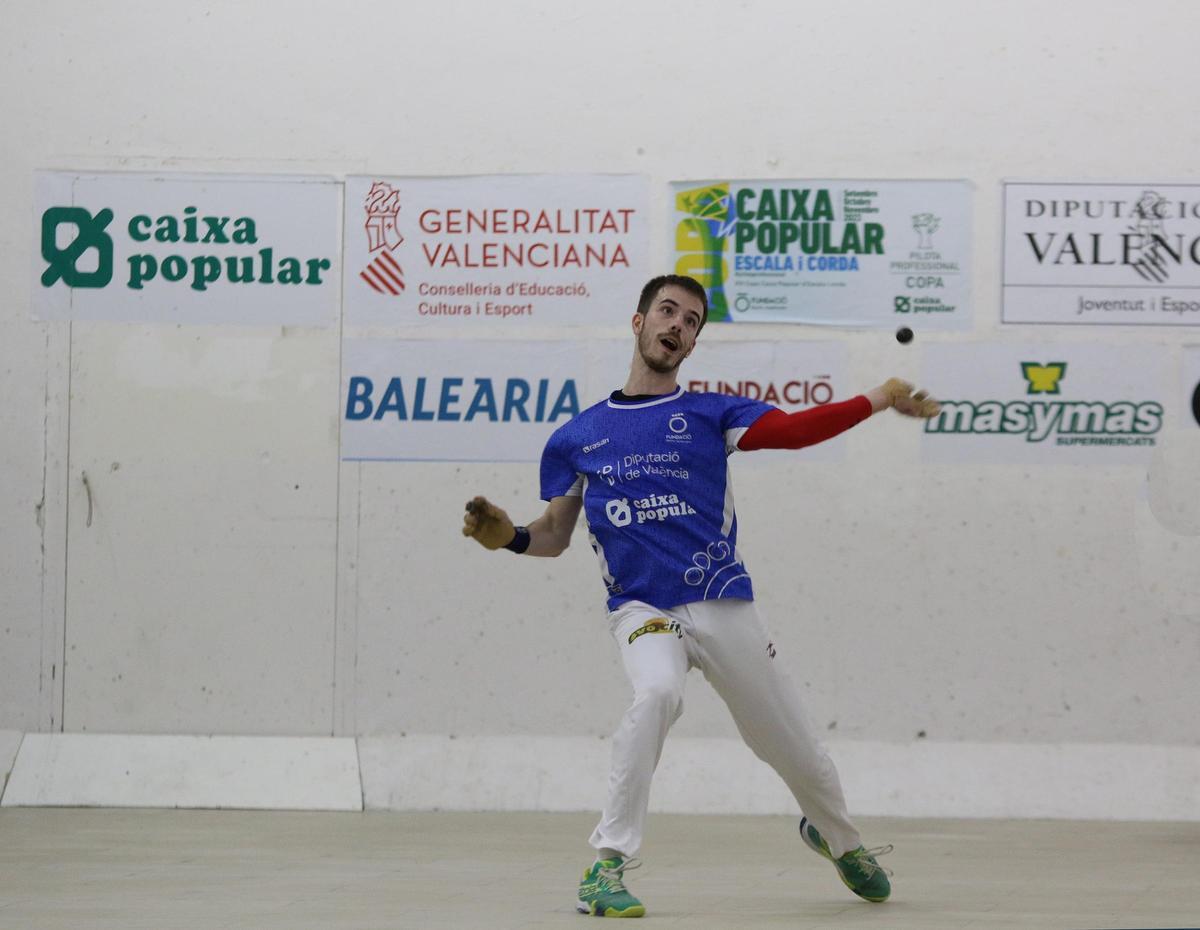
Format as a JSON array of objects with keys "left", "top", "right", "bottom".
[{"left": 636, "top": 326, "right": 682, "bottom": 375}]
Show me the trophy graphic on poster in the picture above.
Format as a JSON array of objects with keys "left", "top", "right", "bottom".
[{"left": 912, "top": 212, "right": 940, "bottom": 251}]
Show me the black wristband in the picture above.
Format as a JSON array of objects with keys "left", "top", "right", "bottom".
[{"left": 503, "top": 526, "right": 531, "bottom": 554}]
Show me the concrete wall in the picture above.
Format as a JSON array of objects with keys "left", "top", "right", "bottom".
[{"left": 2, "top": 0, "right": 1198, "bottom": 813}]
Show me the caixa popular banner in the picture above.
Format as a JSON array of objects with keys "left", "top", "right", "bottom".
[
  {"left": 1003, "top": 181, "right": 1200, "bottom": 326},
  {"left": 921, "top": 342, "right": 1171, "bottom": 464},
  {"left": 670, "top": 179, "right": 971, "bottom": 329},
  {"left": 342, "top": 339, "right": 587, "bottom": 462},
  {"left": 343, "top": 175, "right": 649, "bottom": 327},
  {"left": 34, "top": 171, "right": 340, "bottom": 325}
]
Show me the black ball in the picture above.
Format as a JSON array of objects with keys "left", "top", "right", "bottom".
[{"left": 896, "top": 326, "right": 914, "bottom": 344}]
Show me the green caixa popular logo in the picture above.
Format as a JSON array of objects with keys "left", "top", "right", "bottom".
[
  {"left": 39, "top": 204, "right": 332, "bottom": 293},
  {"left": 41, "top": 206, "right": 115, "bottom": 288}
]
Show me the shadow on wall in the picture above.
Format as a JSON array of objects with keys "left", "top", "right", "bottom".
[{"left": 1137, "top": 429, "right": 1200, "bottom": 616}]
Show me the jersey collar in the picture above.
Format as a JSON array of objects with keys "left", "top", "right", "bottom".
[{"left": 606, "top": 386, "right": 684, "bottom": 409}]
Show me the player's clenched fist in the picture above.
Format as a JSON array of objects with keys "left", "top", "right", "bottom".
[
  {"left": 462, "top": 495, "right": 517, "bottom": 550},
  {"left": 880, "top": 377, "right": 941, "bottom": 418}
]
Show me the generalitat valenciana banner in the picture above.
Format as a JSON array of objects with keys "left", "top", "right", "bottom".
[{"left": 343, "top": 175, "right": 649, "bottom": 328}]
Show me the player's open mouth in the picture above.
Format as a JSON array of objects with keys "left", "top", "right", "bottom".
[{"left": 659, "top": 336, "right": 679, "bottom": 351}]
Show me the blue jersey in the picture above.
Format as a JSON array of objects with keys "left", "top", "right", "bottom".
[{"left": 540, "top": 387, "right": 773, "bottom": 611}]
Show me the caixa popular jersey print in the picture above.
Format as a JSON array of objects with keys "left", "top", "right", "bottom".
[{"left": 540, "top": 387, "right": 771, "bottom": 611}]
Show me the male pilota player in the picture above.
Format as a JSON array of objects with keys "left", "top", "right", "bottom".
[{"left": 462, "top": 274, "right": 940, "bottom": 917}]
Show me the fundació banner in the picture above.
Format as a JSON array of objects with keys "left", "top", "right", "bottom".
[
  {"left": 1003, "top": 181, "right": 1200, "bottom": 326},
  {"left": 920, "top": 342, "right": 1170, "bottom": 464},
  {"left": 34, "top": 171, "right": 340, "bottom": 325},
  {"left": 669, "top": 178, "right": 971, "bottom": 329},
  {"left": 343, "top": 175, "right": 649, "bottom": 327}
]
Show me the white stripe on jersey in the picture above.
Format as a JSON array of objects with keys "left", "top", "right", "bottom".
[
  {"left": 720, "top": 458, "right": 737, "bottom": 538},
  {"left": 582, "top": 475, "right": 616, "bottom": 587},
  {"left": 724, "top": 426, "right": 749, "bottom": 455}
]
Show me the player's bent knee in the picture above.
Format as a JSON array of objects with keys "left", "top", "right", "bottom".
[{"left": 633, "top": 682, "right": 685, "bottom": 718}]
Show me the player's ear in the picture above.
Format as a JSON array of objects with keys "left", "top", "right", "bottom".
[{"left": 631, "top": 312, "right": 643, "bottom": 334}]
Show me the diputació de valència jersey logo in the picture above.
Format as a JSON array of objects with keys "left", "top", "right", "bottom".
[
  {"left": 1002, "top": 181, "right": 1200, "bottom": 326},
  {"left": 34, "top": 171, "right": 340, "bottom": 326},
  {"left": 669, "top": 178, "right": 971, "bottom": 330},
  {"left": 920, "top": 343, "right": 1170, "bottom": 465}
]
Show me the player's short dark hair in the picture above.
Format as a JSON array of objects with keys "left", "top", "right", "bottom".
[{"left": 636, "top": 275, "right": 709, "bottom": 333}]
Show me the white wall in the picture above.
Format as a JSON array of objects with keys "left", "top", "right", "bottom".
[{"left": 2, "top": 0, "right": 1198, "bottom": 769}]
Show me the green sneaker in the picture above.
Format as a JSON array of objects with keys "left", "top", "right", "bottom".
[
  {"left": 798, "top": 816, "right": 893, "bottom": 903},
  {"left": 576, "top": 856, "right": 645, "bottom": 917}
]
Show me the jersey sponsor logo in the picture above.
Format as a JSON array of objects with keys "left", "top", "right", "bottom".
[
  {"left": 597, "top": 451, "right": 690, "bottom": 486},
  {"left": 582, "top": 437, "right": 610, "bottom": 453},
  {"left": 605, "top": 494, "right": 697, "bottom": 527},
  {"left": 627, "top": 618, "right": 683, "bottom": 645},
  {"left": 665, "top": 412, "right": 692, "bottom": 443}
]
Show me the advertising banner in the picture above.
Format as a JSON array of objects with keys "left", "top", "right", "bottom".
[
  {"left": 34, "top": 171, "right": 340, "bottom": 326},
  {"left": 670, "top": 178, "right": 971, "bottom": 329},
  {"left": 921, "top": 343, "right": 1169, "bottom": 464},
  {"left": 343, "top": 175, "right": 649, "bottom": 327},
  {"left": 1003, "top": 182, "right": 1200, "bottom": 325},
  {"left": 341, "top": 339, "right": 586, "bottom": 462}
]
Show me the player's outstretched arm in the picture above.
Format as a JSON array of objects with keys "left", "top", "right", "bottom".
[
  {"left": 462, "top": 494, "right": 582, "bottom": 557},
  {"left": 737, "top": 379, "right": 941, "bottom": 452}
]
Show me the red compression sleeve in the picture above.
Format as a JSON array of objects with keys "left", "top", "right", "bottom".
[{"left": 737, "top": 396, "right": 873, "bottom": 451}]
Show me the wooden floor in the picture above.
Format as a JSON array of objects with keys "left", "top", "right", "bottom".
[{"left": 0, "top": 809, "right": 1195, "bottom": 929}]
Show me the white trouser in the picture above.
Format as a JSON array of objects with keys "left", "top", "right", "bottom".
[{"left": 589, "top": 597, "right": 861, "bottom": 859}]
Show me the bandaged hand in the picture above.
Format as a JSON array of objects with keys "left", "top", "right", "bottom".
[
  {"left": 461, "top": 495, "right": 517, "bottom": 550},
  {"left": 869, "top": 378, "right": 941, "bottom": 418}
]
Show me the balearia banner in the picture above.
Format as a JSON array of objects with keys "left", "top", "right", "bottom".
[
  {"left": 588, "top": 339, "right": 851, "bottom": 462},
  {"left": 343, "top": 175, "right": 648, "bottom": 327},
  {"left": 669, "top": 179, "right": 971, "bottom": 328},
  {"left": 34, "top": 171, "right": 340, "bottom": 325},
  {"left": 1003, "top": 182, "right": 1200, "bottom": 325},
  {"left": 921, "top": 343, "right": 1169, "bottom": 464},
  {"left": 341, "top": 339, "right": 586, "bottom": 462}
]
